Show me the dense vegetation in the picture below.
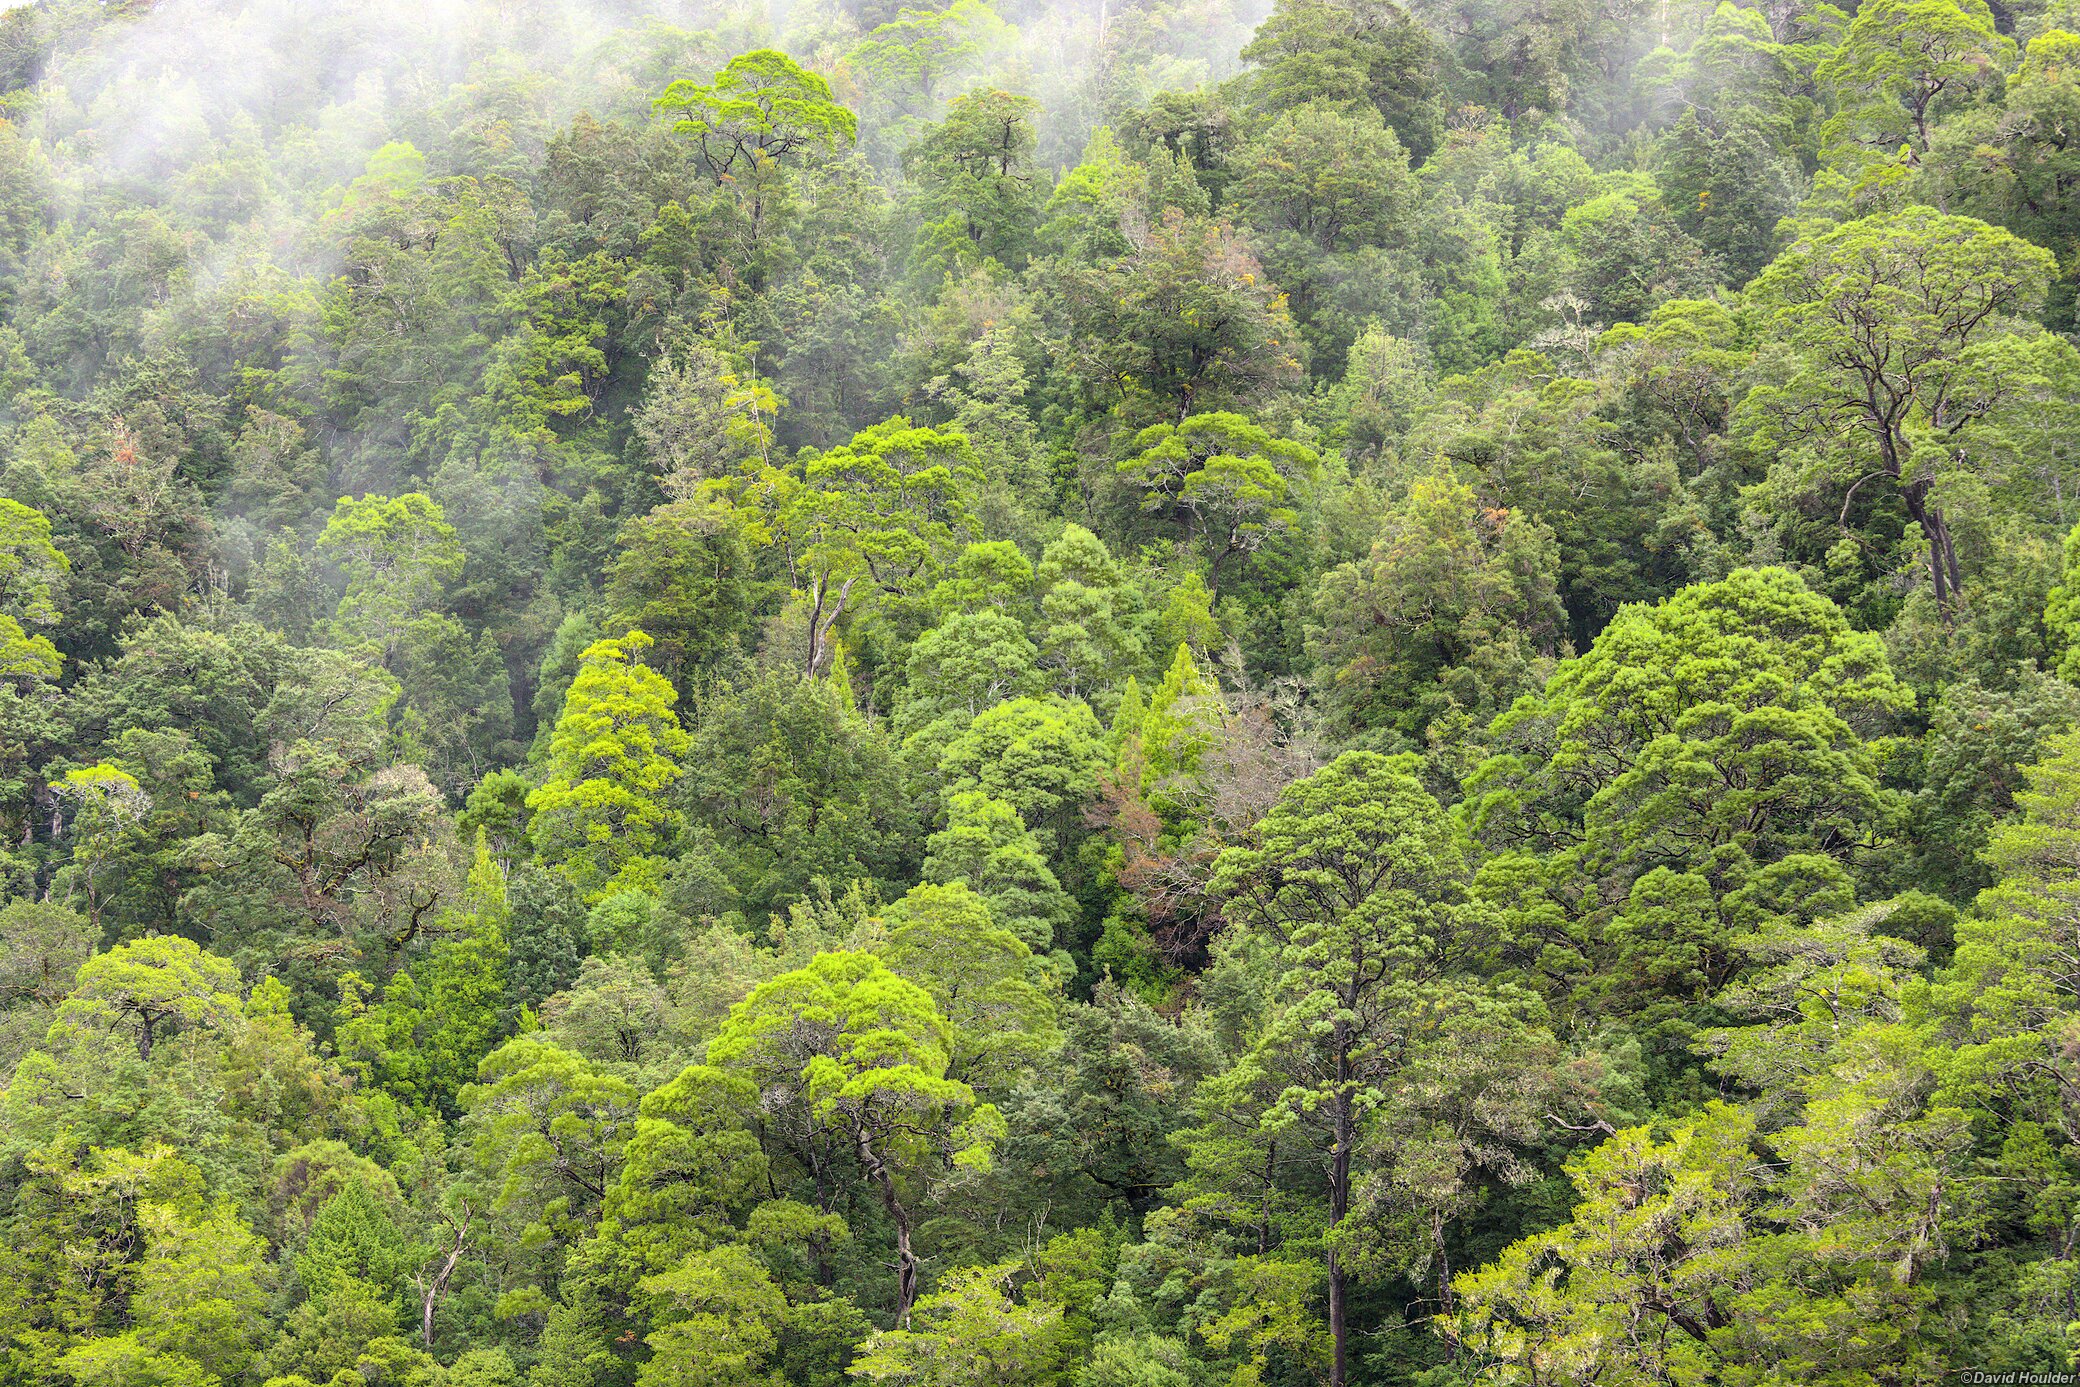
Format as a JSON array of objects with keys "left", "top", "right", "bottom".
[{"left": 2, "top": 0, "right": 2079, "bottom": 1380}]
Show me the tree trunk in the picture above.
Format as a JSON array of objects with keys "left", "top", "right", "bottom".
[
  {"left": 415, "top": 1204, "right": 471, "bottom": 1349},
  {"left": 860, "top": 1138, "right": 920, "bottom": 1325},
  {"left": 1901, "top": 481, "right": 1963, "bottom": 613},
  {"left": 1328, "top": 1018, "right": 1354, "bottom": 1387},
  {"left": 1258, "top": 1138, "right": 1276, "bottom": 1256},
  {"left": 1434, "top": 1208, "right": 1455, "bottom": 1317},
  {"left": 891, "top": 1204, "right": 918, "bottom": 1325},
  {"left": 804, "top": 574, "right": 858, "bottom": 680},
  {"left": 1328, "top": 1245, "right": 1348, "bottom": 1387}
]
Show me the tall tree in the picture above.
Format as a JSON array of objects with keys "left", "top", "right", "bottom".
[
  {"left": 1116, "top": 412, "right": 1314, "bottom": 599},
  {"left": 1208, "top": 750, "right": 1497, "bottom": 1387},
  {"left": 1741, "top": 208, "right": 2056, "bottom": 610},
  {"left": 709, "top": 951, "right": 1003, "bottom": 1323},
  {"left": 526, "top": 631, "right": 690, "bottom": 901},
  {"left": 54, "top": 935, "right": 242, "bottom": 1061}
]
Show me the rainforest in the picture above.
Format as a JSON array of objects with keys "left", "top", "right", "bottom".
[{"left": 0, "top": 0, "right": 2078, "bottom": 1381}]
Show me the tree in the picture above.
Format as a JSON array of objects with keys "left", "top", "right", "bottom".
[
  {"left": 1007, "top": 979, "right": 1217, "bottom": 1215},
  {"left": 851, "top": 1, "right": 1010, "bottom": 119},
  {"left": 937, "top": 696, "right": 1108, "bottom": 854},
  {"left": 903, "top": 90, "right": 1045, "bottom": 276},
  {"left": 881, "top": 881, "right": 1058, "bottom": 1091},
  {"left": 462, "top": 1036, "right": 640, "bottom": 1245},
  {"left": 334, "top": 836, "right": 510, "bottom": 1114},
  {"left": 603, "top": 499, "right": 755, "bottom": 693},
  {"left": 196, "top": 731, "right": 451, "bottom": 969},
  {"left": 709, "top": 951, "right": 1002, "bottom": 1322},
  {"left": 50, "top": 763, "right": 151, "bottom": 932},
  {"left": 1593, "top": 297, "right": 1750, "bottom": 473},
  {"left": 1208, "top": 751, "right": 1496, "bottom": 1387},
  {"left": 297, "top": 1180, "right": 418, "bottom": 1300},
  {"left": 1047, "top": 209, "right": 1304, "bottom": 426},
  {"left": 1116, "top": 413, "right": 1314, "bottom": 599},
  {"left": 316, "top": 492, "right": 466, "bottom": 662},
  {"left": 0, "top": 900, "right": 93, "bottom": 1036},
  {"left": 1939, "top": 29, "right": 2080, "bottom": 330},
  {"left": 1931, "top": 729, "right": 2080, "bottom": 1174},
  {"left": 1308, "top": 459, "right": 1566, "bottom": 744},
  {"left": 1558, "top": 189, "right": 1721, "bottom": 328},
  {"left": 1465, "top": 570, "right": 1911, "bottom": 1067},
  {"left": 55, "top": 935, "right": 241, "bottom": 1061},
  {"left": 850, "top": 1262, "right": 1067, "bottom": 1385},
  {"left": 1033, "top": 525, "right": 1144, "bottom": 705},
  {"left": 922, "top": 790, "right": 1076, "bottom": 956},
  {"left": 1228, "top": 101, "right": 1414, "bottom": 343},
  {"left": 1232, "top": 101, "right": 1414, "bottom": 258},
  {"left": 714, "top": 419, "right": 984, "bottom": 678},
  {"left": 656, "top": 49, "right": 856, "bottom": 277},
  {"left": 19, "top": 1145, "right": 268, "bottom": 1387},
  {"left": 636, "top": 1245, "right": 788, "bottom": 1387},
  {"left": 1448, "top": 1080, "right": 1967, "bottom": 1380},
  {"left": 527, "top": 631, "right": 690, "bottom": 901},
  {"left": 1741, "top": 208, "right": 2057, "bottom": 609},
  {"left": 594, "top": 1062, "right": 766, "bottom": 1286},
  {"left": 1816, "top": 0, "right": 2009, "bottom": 166},
  {"left": 637, "top": 338, "right": 781, "bottom": 493},
  {"left": 656, "top": 49, "right": 859, "bottom": 183},
  {"left": 1399, "top": 0, "right": 1580, "bottom": 116},
  {"left": 0, "top": 496, "right": 67, "bottom": 626},
  {"left": 894, "top": 610, "right": 1043, "bottom": 751},
  {"left": 679, "top": 672, "right": 915, "bottom": 922},
  {"left": 1241, "top": 0, "right": 1443, "bottom": 160},
  {"left": 1653, "top": 110, "right": 1800, "bottom": 286}
]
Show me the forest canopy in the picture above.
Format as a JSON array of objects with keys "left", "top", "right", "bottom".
[{"left": 1, "top": 0, "right": 2079, "bottom": 1382}]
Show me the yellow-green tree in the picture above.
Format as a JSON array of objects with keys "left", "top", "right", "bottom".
[{"left": 526, "top": 631, "right": 689, "bottom": 901}]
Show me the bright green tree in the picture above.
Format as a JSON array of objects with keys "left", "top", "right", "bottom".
[
  {"left": 54, "top": 935, "right": 242, "bottom": 1062},
  {"left": 1117, "top": 413, "right": 1313, "bottom": 599},
  {"left": 0, "top": 496, "right": 67, "bottom": 627},
  {"left": 894, "top": 610, "right": 1042, "bottom": 752},
  {"left": 656, "top": 49, "right": 858, "bottom": 182},
  {"left": 335, "top": 835, "right": 510, "bottom": 1113},
  {"left": 1816, "top": 0, "right": 2010, "bottom": 167},
  {"left": 316, "top": 492, "right": 466, "bottom": 660},
  {"left": 708, "top": 951, "right": 1002, "bottom": 1322},
  {"left": 2047, "top": 518, "right": 2080, "bottom": 681},
  {"left": 1930, "top": 729, "right": 2080, "bottom": 1204},
  {"left": 463, "top": 1036, "right": 640, "bottom": 1247},
  {"left": 655, "top": 49, "right": 856, "bottom": 277},
  {"left": 937, "top": 696, "right": 1107, "bottom": 854},
  {"left": 881, "top": 881, "right": 1058, "bottom": 1091},
  {"left": 527, "top": 630, "right": 689, "bottom": 901},
  {"left": 1741, "top": 208, "right": 2056, "bottom": 609},
  {"left": 1033, "top": 525, "right": 1144, "bottom": 705},
  {"left": 850, "top": 1262, "right": 1067, "bottom": 1385},
  {"left": 1207, "top": 750, "right": 1502, "bottom": 1387},
  {"left": 50, "top": 763, "right": 152, "bottom": 932},
  {"left": 1449, "top": 1079, "right": 1966, "bottom": 1380},
  {"left": 636, "top": 1245, "right": 788, "bottom": 1387},
  {"left": 922, "top": 790, "right": 1076, "bottom": 956},
  {"left": 713, "top": 419, "right": 983, "bottom": 677},
  {"left": 1468, "top": 570, "right": 1910, "bottom": 1070}
]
